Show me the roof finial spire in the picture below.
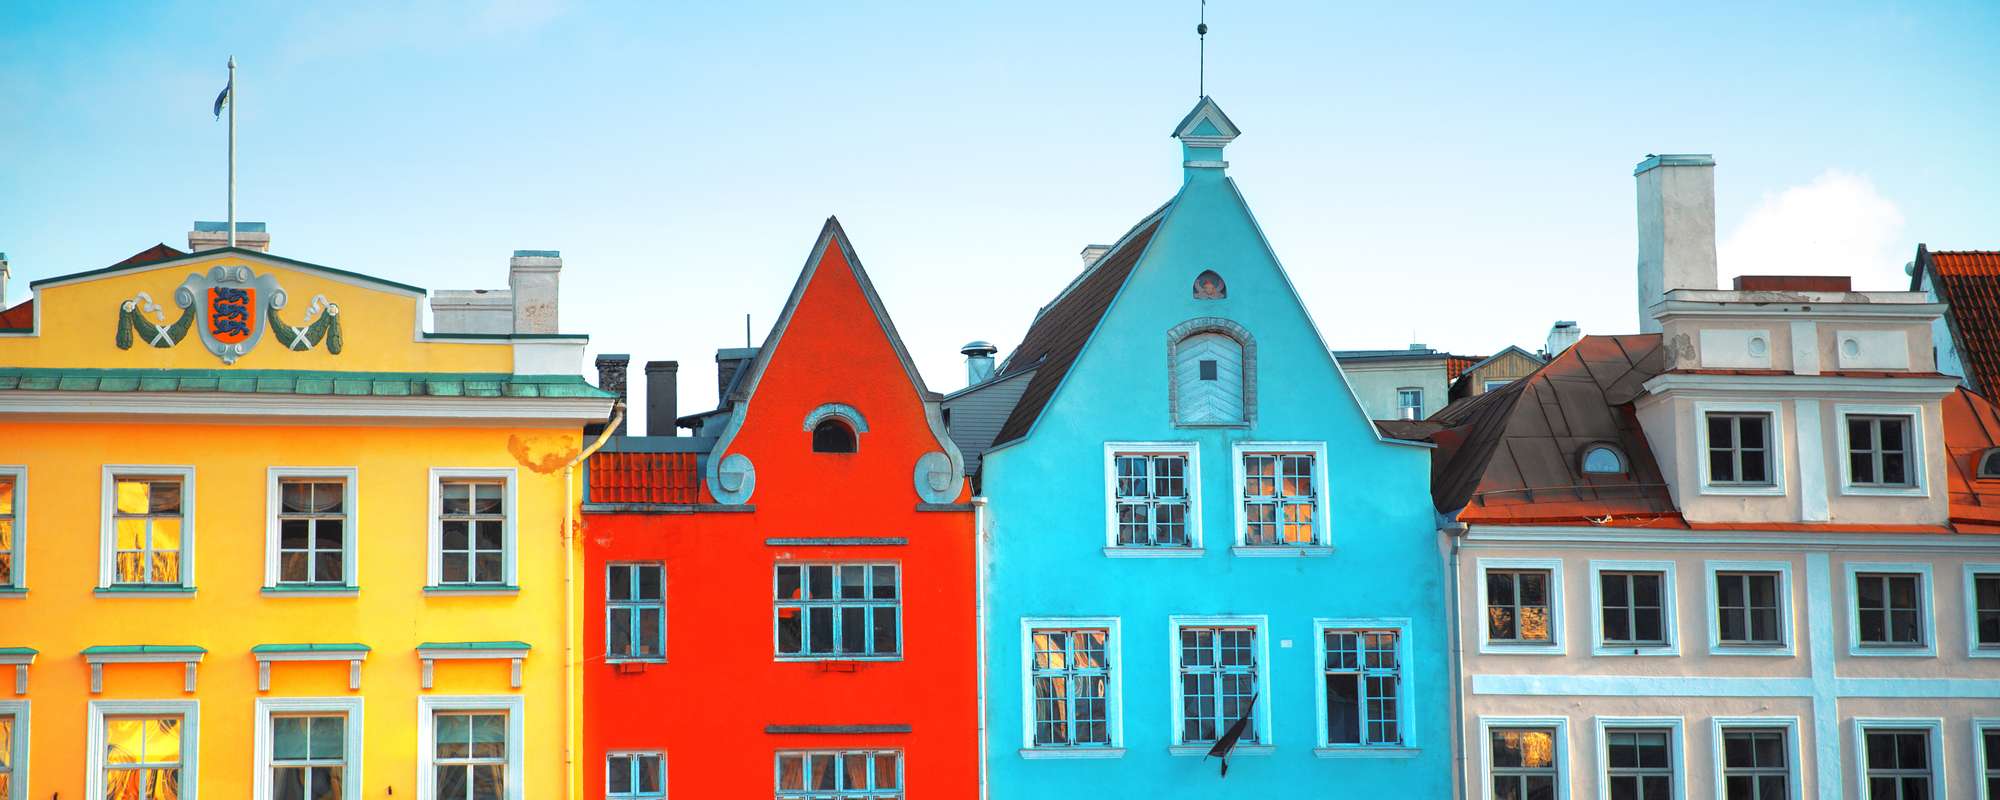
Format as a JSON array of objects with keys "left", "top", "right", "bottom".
[{"left": 1197, "top": 0, "right": 1208, "bottom": 98}]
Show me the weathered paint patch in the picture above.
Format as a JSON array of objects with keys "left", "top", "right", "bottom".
[{"left": 509, "top": 433, "right": 578, "bottom": 473}]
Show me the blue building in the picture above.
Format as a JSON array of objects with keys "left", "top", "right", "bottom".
[{"left": 947, "top": 98, "right": 1453, "bottom": 796}]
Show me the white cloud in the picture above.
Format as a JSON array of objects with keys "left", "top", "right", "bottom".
[{"left": 1718, "top": 169, "right": 1909, "bottom": 289}]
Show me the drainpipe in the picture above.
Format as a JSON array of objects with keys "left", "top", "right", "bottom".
[
  {"left": 972, "top": 495, "right": 990, "bottom": 800},
  {"left": 1441, "top": 519, "right": 1470, "bottom": 800},
  {"left": 564, "top": 401, "right": 624, "bottom": 800}
]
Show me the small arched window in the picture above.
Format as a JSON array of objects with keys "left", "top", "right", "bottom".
[
  {"left": 1581, "top": 444, "right": 1626, "bottom": 475},
  {"left": 812, "top": 419, "right": 857, "bottom": 453},
  {"left": 1978, "top": 448, "right": 2000, "bottom": 480},
  {"left": 1193, "top": 270, "right": 1227, "bottom": 300}
]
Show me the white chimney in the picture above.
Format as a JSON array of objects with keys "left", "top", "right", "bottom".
[
  {"left": 188, "top": 221, "right": 271, "bottom": 253},
  {"left": 1080, "top": 244, "right": 1112, "bottom": 269},
  {"left": 0, "top": 252, "right": 9, "bottom": 309},
  {"left": 1634, "top": 154, "right": 1718, "bottom": 333},
  {"left": 961, "top": 340, "right": 998, "bottom": 387},
  {"left": 431, "top": 289, "right": 514, "bottom": 334},
  {"left": 1544, "top": 321, "right": 1581, "bottom": 357},
  {"left": 509, "top": 250, "right": 561, "bottom": 334}
]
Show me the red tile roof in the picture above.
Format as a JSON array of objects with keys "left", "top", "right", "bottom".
[
  {"left": 115, "top": 243, "right": 187, "bottom": 268},
  {"left": 1942, "top": 387, "right": 2000, "bottom": 533},
  {"left": 1917, "top": 247, "right": 2000, "bottom": 396},
  {"left": 0, "top": 299, "right": 30, "bottom": 329},
  {"left": 587, "top": 452, "right": 701, "bottom": 504},
  {"left": 1444, "top": 355, "right": 1478, "bottom": 381}
]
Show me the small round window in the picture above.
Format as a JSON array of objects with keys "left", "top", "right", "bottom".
[
  {"left": 1978, "top": 448, "right": 2000, "bottom": 480},
  {"left": 1581, "top": 444, "right": 1625, "bottom": 475},
  {"left": 811, "top": 419, "right": 857, "bottom": 453}
]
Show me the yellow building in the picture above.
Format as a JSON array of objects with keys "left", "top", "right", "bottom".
[{"left": 0, "top": 229, "right": 614, "bottom": 800}]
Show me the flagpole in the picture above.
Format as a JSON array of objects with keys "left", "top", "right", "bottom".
[{"left": 227, "top": 56, "right": 236, "bottom": 248}]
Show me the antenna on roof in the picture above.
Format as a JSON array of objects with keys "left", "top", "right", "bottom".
[{"left": 1197, "top": 0, "right": 1209, "bottom": 97}]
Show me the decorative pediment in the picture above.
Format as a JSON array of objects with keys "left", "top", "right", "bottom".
[{"left": 1172, "top": 96, "right": 1241, "bottom": 148}]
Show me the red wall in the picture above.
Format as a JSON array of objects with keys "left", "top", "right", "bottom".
[{"left": 583, "top": 231, "right": 977, "bottom": 796}]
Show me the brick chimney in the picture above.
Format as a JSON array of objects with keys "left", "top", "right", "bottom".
[
  {"left": 509, "top": 250, "right": 561, "bottom": 334},
  {"left": 1634, "top": 154, "right": 1718, "bottom": 332},
  {"left": 189, "top": 221, "right": 271, "bottom": 253},
  {"left": 588, "top": 354, "right": 630, "bottom": 437}
]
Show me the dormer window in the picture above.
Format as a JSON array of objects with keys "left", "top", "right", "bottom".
[
  {"left": 1981, "top": 449, "right": 2000, "bottom": 480},
  {"left": 1580, "top": 444, "right": 1626, "bottom": 475},
  {"left": 1706, "top": 413, "right": 1773, "bottom": 487},
  {"left": 1836, "top": 405, "right": 1926, "bottom": 496},
  {"left": 811, "top": 419, "right": 857, "bottom": 454}
]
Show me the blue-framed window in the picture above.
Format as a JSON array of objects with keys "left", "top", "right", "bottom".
[{"left": 607, "top": 563, "right": 665, "bottom": 661}]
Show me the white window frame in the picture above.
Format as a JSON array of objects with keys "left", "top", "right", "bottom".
[
  {"left": 427, "top": 468, "right": 519, "bottom": 590},
  {"left": 1593, "top": 716, "right": 1685, "bottom": 800},
  {"left": 1588, "top": 560, "right": 1679, "bottom": 656},
  {"left": 1102, "top": 442, "right": 1203, "bottom": 556},
  {"left": 606, "top": 562, "right": 667, "bottom": 663},
  {"left": 1965, "top": 564, "right": 2000, "bottom": 659},
  {"left": 1477, "top": 557, "right": 1567, "bottom": 655},
  {"left": 0, "top": 466, "right": 23, "bottom": 593},
  {"left": 1396, "top": 387, "right": 1424, "bottom": 420},
  {"left": 87, "top": 699, "right": 200, "bottom": 800},
  {"left": 253, "top": 696, "right": 365, "bottom": 800},
  {"left": 1834, "top": 403, "right": 1929, "bottom": 497},
  {"left": 264, "top": 467, "right": 360, "bottom": 593},
  {"left": 1850, "top": 717, "right": 1945, "bottom": 800},
  {"left": 1694, "top": 401, "right": 1787, "bottom": 496},
  {"left": 1709, "top": 716, "right": 1803, "bottom": 800},
  {"left": 605, "top": 750, "right": 666, "bottom": 799},
  {"left": 1167, "top": 614, "right": 1272, "bottom": 754},
  {"left": 417, "top": 694, "right": 525, "bottom": 800},
  {"left": 1313, "top": 617, "right": 1418, "bottom": 758},
  {"left": 1483, "top": 379, "right": 1511, "bottom": 392},
  {"left": 1478, "top": 715, "right": 1570, "bottom": 800},
  {"left": 1018, "top": 616, "right": 1124, "bottom": 758},
  {"left": 1970, "top": 718, "right": 1999, "bottom": 800},
  {"left": 1229, "top": 441, "right": 1331, "bottom": 554},
  {"left": 99, "top": 465, "right": 197, "bottom": 590},
  {"left": 0, "top": 700, "right": 27, "bottom": 800},
  {"left": 1704, "top": 560, "right": 1796, "bottom": 657},
  {"left": 1844, "top": 562, "right": 1936, "bottom": 657}
]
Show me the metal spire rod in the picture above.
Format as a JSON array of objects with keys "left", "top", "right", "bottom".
[
  {"left": 227, "top": 56, "right": 237, "bottom": 248},
  {"left": 1198, "top": 1, "right": 1207, "bottom": 97}
]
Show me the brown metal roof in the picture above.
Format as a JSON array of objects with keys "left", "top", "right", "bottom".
[
  {"left": 1427, "top": 334, "right": 1679, "bottom": 523},
  {"left": 989, "top": 208, "right": 1167, "bottom": 447}
]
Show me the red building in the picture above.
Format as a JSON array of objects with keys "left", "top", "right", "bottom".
[{"left": 581, "top": 219, "right": 977, "bottom": 798}]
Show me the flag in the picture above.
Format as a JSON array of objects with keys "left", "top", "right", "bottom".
[
  {"left": 1205, "top": 692, "right": 1258, "bottom": 777},
  {"left": 213, "top": 78, "right": 231, "bottom": 119}
]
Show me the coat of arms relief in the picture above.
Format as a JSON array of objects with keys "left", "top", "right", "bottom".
[{"left": 115, "top": 264, "right": 342, "bottom": 364}]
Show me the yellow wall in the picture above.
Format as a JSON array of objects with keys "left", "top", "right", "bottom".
[
  {"left": 2, "top": 419, "right": 580, "bottom": 799},
  {"left": 0, "top": 252, "right": 513, "bottom": 373}
]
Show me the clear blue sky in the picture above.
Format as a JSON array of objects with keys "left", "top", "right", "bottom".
[{"left": 3, "top": 1, "right": 1995, "bottom": 424}]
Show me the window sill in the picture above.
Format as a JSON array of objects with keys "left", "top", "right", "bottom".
[
  {"left": 1102, "top": 547, "right": 1204, "bottom": 559},
  {"left": 95, "top": 586, "right": 195, "bottom": 596},
  {"left": 1591, "top": 644, "right": 1680, "bottom": 657},
  {"left": 774, "top": 655, "right": 904, "bottom": 664},
  {"left": 1710, "top": 643, "right": 1795, "bottom": 657},
  {"left": 0, "top": 587, "right": 24, "bottom": 598},
  {"left": 1231, "top": 545, "right": 1332, "bottom": 558},
  {"left": 1019, "top": 747, "right": 1125, "bottom": 760},
  {"left": 1847, "top": 644, "right": 1936, "bottom": 658},
  {"left": 424, "top": 585, "right": 520, "bottom": 597},
  {"left": 1478, "top": 642, "right": 1564, "bottom": 656},
  {"left": 1169, "top": 743, "right": 1272, "bottom": 757},
  {"left": 1314, "top": 746, "right": 1421, "bottom": 759},
  {"left": 1698, "top": 484, "right": 1784, "bottom": 497},
  {"left": 263, "top": 586, "right": 358, "bottom": 597}
]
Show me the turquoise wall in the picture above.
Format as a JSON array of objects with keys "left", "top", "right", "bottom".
[{"left": 981, "top": 151, "right": 1452, "bottom": 795}]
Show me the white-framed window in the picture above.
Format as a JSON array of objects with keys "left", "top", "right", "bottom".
[
  {"left": 1478, "top": 558, "right": 1565, "bottom": 654},
  {"left": 1020, "top": 617, "right": 1122, "bottom": 755},
  {"left": 1231, "top": 441, "right": 1329, "bottom": 551},
  {"left": 0, "top": 700, "right": 27, "bottom": 800},
  {"left": 1483, "top": 379, "right": 1511, "bottom": 392},
  {"left": 1479, "top": 716, "right": 1568, "bottom": 800},
  {"left": 87, "top": 699, "right": 200, "bottom": 800},
  {"left": 1169, "top": 615, "right": 1270, "bottom": 752},
  {"left": 254, "top": 697, "right": 364, "bottom": 800},
  {"left": 265, "top": 468, "right": 358, "bottom": 591},
  {"left": 1835, "top": 404, "right": 1927, "bottom": 496},
  {"left": 1580, "top": 445, "right": 1626, "bottom": 475},
  {"left": 1705, "top": 561, "right": 1794, "bottom": 656},
  {"left": 607, "top": 563, "right": 666, "bottom": 662},
  {"left": 1844, "top": 563, "right": 1935, "bottom": 657},
  {"left": 1851, "top": 718, "right": 1943, "bottom": 800},
  {"left": 1970, "top": 718, "right": 1998, "bottom": 800},
  {"left": 775, "top": 750, "right": 901, "bottom": 798},
  {"left": 1966, "top": 565, "right": 2000, "bottom": 658},
  {"left": 418, "top": 695, "right": 524, "bottom": 800},
  {"left": 1710, "top": 716, "right": 1801, "bottom": 800},
  {"left": 0, "top": 467, "right": 23, "bottom": 591},
  {"left": 1695, "top": 402, "right": 1785, "bottom": 495},
  {"left": 774, "top": 563, "right": 900, "bottom": 659},
  {"left": 1595, "top": 717, "right": 1684, "bottom": 800},
  {"left": 1397, "top": 388, "right": 1424, "bottom": 420},
  {"left": 427, "top": 469, "right": 518, "bottom": 589},
  {"left": 100, "top": 466, "right": 196, "bottom": 590},
  {"left": 1590, "top": 560, "right": 1677, "bottom": 656},
  {"left": 1103, "top": 443, "right": 1201, "bottom": 552},
  {"left": 606, "top": 751, "right": 665, "bottom": 799},
  {"left": 1315, "top": 617, "right": 1412, "bottom": 754}
]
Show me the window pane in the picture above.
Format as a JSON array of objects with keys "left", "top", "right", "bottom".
[
  {"left": 872, "top": 566, "right": 896, "bottom": 598},
  {"left": 309, "top": 716, "right": 343, "bottom": 758},
  {"left": 1325, "top": 674, "right": 1359, "bottom": 744},
  {"left": 469, "top": 713, "right": 506, "bottom": 758},
  {"left": 872, "top": 607, "right": 898, "bottom": 654},
  {"left": 273, "top": 716, "right": 308, "bottom": 760},
  {"left": 608, "top": 565, "right": 631, "bottom": 601},
  {"left": 608, "top": 756, "right": 631, "bottom": 793},
  {"left": 436, "top": 714, "right": 469, "bottom": 757},
  {"left": 637, "top": 566, "right": 662, "bottom": 600}
]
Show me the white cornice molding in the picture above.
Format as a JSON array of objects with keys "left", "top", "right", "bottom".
[
  {"left": 1641, "top": 373, "right": 1959, "bottom": 397},
  {"left": 1652, "top": 298, "right": 1944, "bottom": 322},
  {"left": 1462, "top": 524, "right": 1996, "bottom": 551},
  {"left": 0, "top": 391, "right": 612, "bottom": 424}
]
